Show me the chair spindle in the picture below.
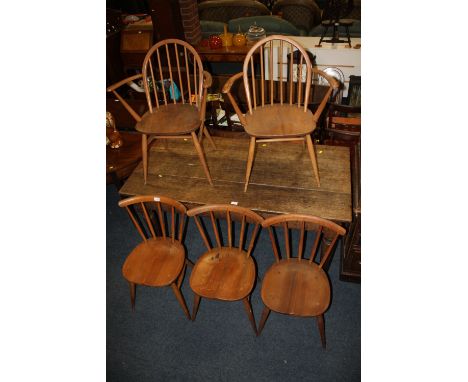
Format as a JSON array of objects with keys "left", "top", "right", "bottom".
[
  {"left": 298, "top": 221, "right": 305, "bottom": 260},
  {"left": 156, "top": 49, "right": 167, "bottom": 105},
  {"left": 174, "top": 44, "right": 184, "bottom": 104},
  {"left": 309, "top": 225, "right": 322, "bottom": 263},
  {"left": 194, "top": 215, "right": 212, "bottom": 250},
  {"left": 279, "top": 40, "right": 284, "bottom": 105},
  {"left": 246, "top": 223, "right": 260, "bottom": 257},
  {"left": 156, "top": 202, "right": 167, "bottom": 239},
  {"left": 184, "top": 46, "right": 192, "bottom": 105},
  {"left": 268, "top": 227, "right": 281, "bottom": 262},
  {"left": 226, "top": 211, "right": 233, "bottom": 248},
  {"left": 125, "top": 206, "right": 147, "bottom": 242},
  {"left": 318, "top": 234, "right": 339, "bottom": 269},
  {"left": 251, "top": 56, "right": 256, "bottom": 111},
  {"left": 165, "top": 45, "right": 176, "bottom": 105},
  {"left": 210, "top": 211, "right": 222, "bottom": 248},
  {"left": 238, "top": 215, "right": 247, "bottom": 251},
  {"left": 141, "top": 202, "right": 157, "bottom": 239},
  {"left": 171, "top": 206, "right": 175, "bottom": 242},
  {"left": 148, "top": 59, "right": 159, "bottom": 109},
  {"left": 289, "top": 44, "right": 293, "bottom": 105},
  {"left": 282, "top": 222, "right": 291, "bottom": 259},
  {"left": 269, "top": 40, "right": 273, "bottom": 106}
]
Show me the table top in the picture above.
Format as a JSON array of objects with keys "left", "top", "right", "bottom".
[{"left": 119, "top": 136, "right": 352, "bottom": 223}]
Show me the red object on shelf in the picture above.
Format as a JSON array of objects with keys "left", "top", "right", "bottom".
[{"left": 208, "top": 35, "right": 223, "bottom": 49}]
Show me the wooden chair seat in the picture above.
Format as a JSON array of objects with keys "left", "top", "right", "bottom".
[
  {"left": 244, "top": 104, "right": 316, "bottom": 138},
  {"left": 190, "top": 248, "right": 256, "bottom": 301},
  {"left": 261, "top": 259, "right": 330, "bottom": 317},
  {"left": 122, "top": 237, "right": 186, "bottom": 287},
  {"left": 135, "top": 103, "right": 200, "bottom": 135}
]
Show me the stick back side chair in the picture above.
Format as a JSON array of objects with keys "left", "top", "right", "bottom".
[
  {"left": 222, "top": 35, "right": 339, "bottom": 191},
  {"left": 137, "top": 39, "right": 216, "bottom": 185},
  {"left": 258, "top": 213, "right": 346, "bottom": 348},
  {"left": 187, "top": 204, "right": 264, "bottom": 335},
  {"left": 118, "top": 195, "right": 193, "bottom": 319}
]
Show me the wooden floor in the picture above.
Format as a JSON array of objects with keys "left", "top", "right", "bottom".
[{"left": 119, "top": 136, "right": 352, "bottom": 223}]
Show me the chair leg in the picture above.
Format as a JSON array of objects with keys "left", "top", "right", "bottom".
[
  {"left": 171, "top": 283, "right": 191, "bottom": 320},
  {"left": 192, "top": 293, "right": 201, "bottom": 321},
  {"left": 142, "top": 134, "right": 148, "bottom": 184},
  {"left": 244, "top": 137, "right": 256, "bottom": 192},
  {"left": 257, "top": 305, "right": 270, "bottom": 335},
  {"left": 242, "top": 297, "right": 258, "bottom": 336},
  {"left": 176, "top": 263, "right": 187, "bottom": 289},
  {"left": 191, "top": 131, "right": 214, "bottom": 186},
  {"left": 316, "top": 314, "right": 326, "bottom": 349},
  {"left": 202, "top": 124, "right": 217, "bottom": 150},
  {"left": 128, "top": 282, "right": 136, "bottom": 312},
  {"left": 305, "top": 134, "right": 321, "bottom": 187}
]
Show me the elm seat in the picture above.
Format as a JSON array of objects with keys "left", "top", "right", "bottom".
[
  {"left": 261, "top": 260, "right": 330, "bottom": 316},
  {"left": 190, "top": 248, "right": 256, "bottom": 301},
  {"left": 135, "top": 103, "right": 200, "bottom": 135},
  {"left": 244, "top": 104, "right": 316, "bottom": 137},
  {"left": 122, "top": 238, "right": 186, "bottom": 287}
]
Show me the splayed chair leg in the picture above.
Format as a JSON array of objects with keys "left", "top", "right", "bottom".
[
  {"left": 306, "top": 134, "right": 320, "bottom": 187},
  {"left": 192, "top": 293, "right": 201, "bottom": 321},
  {"left": 191, "top": 132, "right": 214, "bottom": 186},
  {"left": 316, "top": 314, "right": 326, "bottom": 349},
  {"left": 242, "top": 297, "right": 258, "bottom": 335},
  {"left": 203, "top": 124, "right": 217, "bottom": 150},
  {"left": 129, "top": 282, "right": 136, "bottom": 312},
  {"left": 257, "top": 305, "right": 271, "bottom": 335},
  {"left": 171, "top": 283, "right": 191, "bottom": 320},
  {"left": 244, "top": 137, "right": 256, "bottom": 192}
]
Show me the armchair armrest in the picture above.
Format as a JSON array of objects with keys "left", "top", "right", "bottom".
[
  {"left": 221, "top": 72, "right": 247, "bottom": 126},
  {"left": 106, "top": 74, "right": 143, "bottom": 123},
  {"left": 311, "top": 68, "right": 339, "bottom": 123},
  {"left": 203, "top": 71, "right": 213, "bottom": 89}
]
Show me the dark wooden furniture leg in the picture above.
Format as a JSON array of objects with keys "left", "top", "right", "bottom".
[
  {"left": 129, "top": 282, "right": 136, "bottom": 312},
  {"left": 242, "top": 297, "right": 258, "bottom": 336},
  {"left": 192, "top": 293, "right": 201, "bottom": 321},
  {"left": 316, "top": 314, "right": 326, "bottom": 349},
  {"left": 258, "top": 306, "right": 271, "bottom": 335}
]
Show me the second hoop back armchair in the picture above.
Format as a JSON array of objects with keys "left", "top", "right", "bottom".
[{"left": 222, "top": 35, "right": 338, "bottom": 192}]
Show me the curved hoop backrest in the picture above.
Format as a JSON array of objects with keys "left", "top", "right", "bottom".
[
  {"left": 243, "top": 35, "right": 314, "bottom": 114},
  {"left": 142, "top": 39, "right": 205, "bottom": 113},
  {"left": 242, "top": 35, "right": 339, "bottom": 121},
  {"left": 119, "top": 195, "right": 187, "bottom": 243},
  {"left": 187, "top": 204, "right": 264, "bottom": 256},
  {"left": 262, "top": 214, "right": 346, "bottom": 268}
]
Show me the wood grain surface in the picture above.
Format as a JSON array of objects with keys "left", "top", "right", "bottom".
[{"left": 119, "top": 137, "right": 352, "bottom": 222}]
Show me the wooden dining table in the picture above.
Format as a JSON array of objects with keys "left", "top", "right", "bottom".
[
  {"left": 119, "top": 136, "right": 352, "bottom": 259},
  {"left": 119, "top": 136, "right": 351, "bottom": 220}
]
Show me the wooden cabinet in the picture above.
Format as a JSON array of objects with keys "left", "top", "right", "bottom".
[{"left": 341, "top": 143, "right": 361, "bottom": 282}]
